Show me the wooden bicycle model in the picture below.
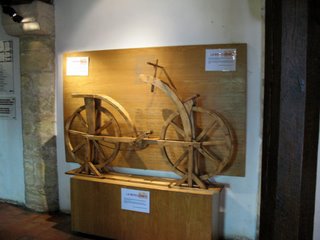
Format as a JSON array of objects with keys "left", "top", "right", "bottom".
[{"left": 65, "top": 61, "right": 236, "bottom": 189}]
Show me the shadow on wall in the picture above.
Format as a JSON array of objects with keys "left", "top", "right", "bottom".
[
  {"left": 41, "top": 135, "right": 59, "bottom": 211},
  {"left": 217, "top": 185, "right": 255, "bottom": 240}
]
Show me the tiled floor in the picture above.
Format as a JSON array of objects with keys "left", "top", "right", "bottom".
[{"left": 0, "top": 202, "right": 111, "bottom": 240}]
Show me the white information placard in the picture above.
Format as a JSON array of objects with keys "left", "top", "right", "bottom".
[
  {"left": 66, "top": 57, "right": 89, "bottom": 76},
  {"left": 121, "top": 188, "right": 150, "bottom": 213},
  {"left": 205, "top": 48, "right": 237, "bottom": 71},
  {"left": 0, "top": 40, "right": 14, "bottom": 93}
]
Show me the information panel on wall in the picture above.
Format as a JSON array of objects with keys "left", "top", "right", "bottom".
[
  {"left": 0, "top": 40, "right": 14, "bottom": 94},
  {"left": 0, "top": 97, "right": 16, "bottom": 119}
]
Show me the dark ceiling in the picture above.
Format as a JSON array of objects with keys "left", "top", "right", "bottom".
[{"left": 0, "top": 0, "right": 53, "bottom": 5}]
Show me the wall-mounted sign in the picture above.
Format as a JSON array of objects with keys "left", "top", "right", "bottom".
[
  {"left": 205, "top": 48, "right": 237, "bottom": 72},
  {"left": 121, "top": 188, "right": 150, "bottom": 213},
  {"left": 0, "top": 97, "right": 16, "bottom": 119},
  {"left": 0, "top": 40, "right": 14, "bottom": 94},
  {"left": 66, "top": 57, "right": 89, "bottom": 76}
]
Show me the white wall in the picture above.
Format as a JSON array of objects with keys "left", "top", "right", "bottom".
[
  {"left": 55, "top": 0, "right": 263, "bottom": 238},
  {"left": 0, "top": 18, "right": 25, "bottom": 204}
]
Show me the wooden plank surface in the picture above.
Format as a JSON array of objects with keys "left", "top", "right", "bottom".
[
  {"left": 63, "top": 44, "right": 246, "bottom": 176},
  {"left": 71, "top": 176, "right": 220, "bottom": 240}
]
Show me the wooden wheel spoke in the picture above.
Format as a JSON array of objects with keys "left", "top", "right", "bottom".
[
  {"left": 202, "top": 139, "right": 226, "bottom": 146},
  {"left": 68, "top": 129, "right": 87, "bottom": 135},
  {"left": 92, "top": 140, "right": 107, "bottom": 161},
  {"left": 169, "top": 121, "right": 185, "bottom": 138},
  {"left": 173, "top": 149, "right": 189, "bottom": 168},
  {"left": 99, "top": 141, "right": 117, "bottom": 150},
  {"left": 196, "top": 119, "right": 218, "bottom": 141},
  {"left": 196, "top": 146, "right": 221, "bottom": 168},
  {"left": 76, "top": 112, "right": 88, "bottom": 128},
  {"left": 72, "top": 139, "right": 86, "bottom": 153},
  {"left": 95, "top": 119, "right": 113, "bottom": 135}
]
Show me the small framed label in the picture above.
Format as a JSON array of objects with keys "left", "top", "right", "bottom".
[
  {"left": 205, "top": 48, "right": 237, "bottom": 71},
  {"left": 121, "top": 188, "right": 150, "bottom": 213},
  {"left": 66, "top": 57, "right": 89, "bottom": 76}
]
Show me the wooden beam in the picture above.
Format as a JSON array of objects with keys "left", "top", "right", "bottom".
[{"left": 260, "top": 1, "right": 320, "bottom": 239}]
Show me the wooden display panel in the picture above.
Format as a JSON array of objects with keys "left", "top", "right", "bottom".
[
  {"left": 63, "top": 44, "right": 246, "bottom": 176},
  {"left": 71, "top": 176, "right": 220, "bottom": 240}
]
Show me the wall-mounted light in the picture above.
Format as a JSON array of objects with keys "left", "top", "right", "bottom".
[
  {"left": 21, "top": 16, "right": 40, "bottom": 31},
  {"left": 2, "top": 5, "right": 23, "bottom": 23},
  {"left": 1, "top": 1, "right": 53, "bottom": 36},
  {"left": 1, "top": 5, "right": 40, "bottom": 32}
]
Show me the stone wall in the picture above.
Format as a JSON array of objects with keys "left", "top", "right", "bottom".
[{"left": 20, "top": 35, "right": 58, "bottom": 212}]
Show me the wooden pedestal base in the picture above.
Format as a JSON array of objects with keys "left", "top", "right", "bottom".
[{"left": 71, "top": 175, "right": 221, "bottom": 240}]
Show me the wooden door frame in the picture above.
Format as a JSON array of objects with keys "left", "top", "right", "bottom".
[{"left": 260, "top": 0, "right": 320, "bottom": 239}]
